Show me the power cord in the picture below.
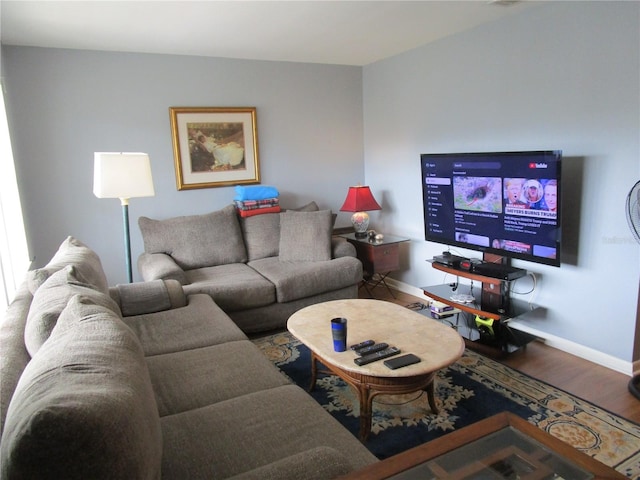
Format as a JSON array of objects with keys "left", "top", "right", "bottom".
[{"left": 510, "top": 272, "right": 538, "bottom": 309}]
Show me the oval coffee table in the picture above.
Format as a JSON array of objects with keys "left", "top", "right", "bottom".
[{"left": 287, "top": 299, "right": 465, "bottom": 441}]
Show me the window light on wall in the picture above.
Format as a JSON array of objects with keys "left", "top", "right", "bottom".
[{"left": 0, "top": 84, "right": 31, "bottom": 311}]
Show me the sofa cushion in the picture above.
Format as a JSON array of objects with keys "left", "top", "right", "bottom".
[
  {"left": 0, "top": 295, "right": 162, "bottom": 480},
  {"left": 122, "top": 294, "right": 247, "bottom": 356},
  {"left": 248, "top": 256, "right": 362, "bottom": 303},
  {"left": 159, "top": 384, "right": 377, "bottom": 479},
  {"left": 227, "top": 447, "right": 352, "bottom": 480},
  {"left": 240, "top": 212, "right": 281, "bottom": 261},
  {"left": 0, "top": 283, "right": 33, "bottom": 439},
  {"left": 279, "top": 210, "right": 332, "bottom": 262},
  {"left": 147, "top": 340, "right": 290, "bottom": 416},
  {"left": 183, "top": 263, "right": 275, "bottom": 311},
  {"left": 240, "top": 201, "right": 322, "bottom": 262},
  {"left": 27, "top": 236, "right": 109, "bottom": 294},
  {"left": 139, "top": 205, "right": 247, "bottom": 270},
  {"left": 24, "top": 265, "right": 121, "bottom": 357},
  {"left": 290, "top": 201, "right": 339, "bottom": 226}
]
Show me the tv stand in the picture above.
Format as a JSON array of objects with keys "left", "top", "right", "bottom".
[{"left": 422, "top": 255, "right": 536, "bottom": 356}]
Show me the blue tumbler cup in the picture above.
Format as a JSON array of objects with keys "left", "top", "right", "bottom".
[{"left": 331, "top": 317, "right": 348, "bottom": 352}]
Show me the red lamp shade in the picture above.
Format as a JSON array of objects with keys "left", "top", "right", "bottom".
[
  {"left": 339, "top": 186, "right": 381, "bottom": 212},
  {"left": 340, "top": 186, "right": 381, "bottom": 238}
]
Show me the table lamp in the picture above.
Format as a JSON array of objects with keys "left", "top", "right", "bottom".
[
  {"left": 93, "top": 152, "right": 155, "bottom": 283},
  {"left": 340, "top": 185, "right": 381, "bottom": 238}
]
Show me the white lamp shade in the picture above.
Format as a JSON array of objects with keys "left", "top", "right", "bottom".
[{"left": 93, "top": 152, "right": 155, "bottom": 200}]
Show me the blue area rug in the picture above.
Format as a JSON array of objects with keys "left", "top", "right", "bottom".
[{"left": 253, "top": 331, "right": 640, "bottom": 478}]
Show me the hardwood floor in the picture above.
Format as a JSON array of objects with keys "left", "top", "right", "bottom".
[{"left": 361, "top": 284, "right": 640, "bottom": 424}]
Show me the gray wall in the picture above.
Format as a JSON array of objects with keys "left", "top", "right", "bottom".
[
  {"left": 2, "top": 47, "right": 364, "bottom": 284},
  {"left": 363, "top": 1, "right": 640, "bottom": 363}
]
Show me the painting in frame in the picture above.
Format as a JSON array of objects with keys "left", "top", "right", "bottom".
[{"left": 170, "top": 107, "right": 260, "bottom": 190}]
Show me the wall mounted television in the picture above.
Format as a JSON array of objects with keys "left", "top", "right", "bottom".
[{"left": 421, "top": 150, "right": 562, "bottom": 267}]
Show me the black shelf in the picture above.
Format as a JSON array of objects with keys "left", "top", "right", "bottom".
[
  {"left": 423, "top": 257, "right": 539, "bottom": 356},
  {"left": 422, "top": 283, "right": 535, "bottom": 321}
]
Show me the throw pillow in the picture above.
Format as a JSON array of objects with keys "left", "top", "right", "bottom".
[
  {"left": 240, "top": 212, "right": 281, "bottom": 261},
  {"left": 1, "top": 295, "right": 162, "bottom": 479},
  {"left": 27, "top": 236, "right": 109, "bottom": 294},
  {"left": 24, "top": 265, "right": 120, "bottom": 357},
  {"left": 285, "top": 201, "right": 336, "bottom": 226},
  {"left": 279, "top": 210, "right": 332, "bottom": 262},
  {"left": 139, "top": 204, "right": 247, "bottom": 270},
  {"left": 288, "top": 201, "right": 319, "bottom": 212}
]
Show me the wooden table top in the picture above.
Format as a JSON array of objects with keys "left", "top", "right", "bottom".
[{"left": 287, "top": 299, "right": 465, "bottom": 378}]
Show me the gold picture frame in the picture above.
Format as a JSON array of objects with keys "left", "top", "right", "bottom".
[{"left": 170, "top": 107, "right": 260, "bottom": 190}]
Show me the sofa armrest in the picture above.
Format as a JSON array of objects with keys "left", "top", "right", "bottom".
[
  {"left": 332, "top": 237, "right": 356, "bottom": 259},
  {"left": 109, "top": 279, "right": 187, "bottom": 317},
  {"left": 138, "top": 252, "right": 187, "bottom": 284},
  {"left": 227, "top": 447, "right": 352, "bottom": 480}
]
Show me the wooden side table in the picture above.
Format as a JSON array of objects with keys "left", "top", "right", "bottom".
[{"left": 340, "top": 233, "right": 409, "bottom": 298}]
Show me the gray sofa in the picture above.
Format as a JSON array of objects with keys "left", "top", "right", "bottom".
[
  {"left": 137, "top": 203, "right": 363, "bottom": 333},
  {"left": 0, "top": 237, "right": 377, "bottom": 479}
]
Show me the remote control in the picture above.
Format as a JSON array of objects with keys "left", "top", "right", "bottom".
[
  {"left": 356, "top": 342, "right": 389, "bottom": 356},
  {"left": 384, "top": 353, "right": 421, "bottom": 370},
  {"left": 354, "top": 347, "right": 401, "bottom": 366},
  {"left": 350, "top": 340, "right": 375, "bottom": 351}
]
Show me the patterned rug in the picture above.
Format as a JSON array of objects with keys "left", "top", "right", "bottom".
[{"left": 253, "top": 331, "right": 640, "bottom": 479}]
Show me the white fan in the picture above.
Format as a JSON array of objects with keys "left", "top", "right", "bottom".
[
  {"left": 627, "top": 180, "right": 640, "bottom": 243},
  {"left": 626, "top": 180, "right": 640, "bottom": 399}
]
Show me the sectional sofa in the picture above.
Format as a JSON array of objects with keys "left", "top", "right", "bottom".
[
  {"left": 0, "top": 237, "right": 377, "bottom": 479},
  {"left": 137, "top": 203, "right": 363, "bottom": 333}
]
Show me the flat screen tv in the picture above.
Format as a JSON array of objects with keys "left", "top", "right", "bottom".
[{"left": 421, "top": 150, "right": 562, "bottom": 267}]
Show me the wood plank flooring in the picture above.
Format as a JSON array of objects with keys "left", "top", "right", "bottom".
[{"left": 362, "top": 284, "right": 640, "bottom": 424}]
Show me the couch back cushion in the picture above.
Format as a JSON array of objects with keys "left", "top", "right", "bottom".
[
  {"left": 240, "top": 201, "right": 321, "bottom": 261},
  {"left": 27, "top": 236, "right": 109, "bottom": 294},
  {"left": 0, "top": 284, "right": 33, "bottom": 441},
  {"left": 0, "top": 295, "right": 162, "bottom": 480},
  {"left": 139, "top": 205, "right": 247, "bottom": 270},
  {"left": 279, "top": 210, "right": 332, "bottom": 262},
  {"left": 24, "top": 265, "right": 121, "bottom": 357},
  {"left": 240, "top": 213, "right": 281, "bottom": 261}
]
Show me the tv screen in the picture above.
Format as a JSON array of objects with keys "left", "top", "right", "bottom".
[{"left": 421, "top": 151, "right": 562, "bottom": 267}]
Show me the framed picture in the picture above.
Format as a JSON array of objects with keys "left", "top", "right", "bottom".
[{"left": 169, "top": 107, "right": 260, "bottom": 190}]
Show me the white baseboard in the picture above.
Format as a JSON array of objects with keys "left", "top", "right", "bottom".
[
  {"left": 384, "top": 278, "right": 428, "bottom": 301},
  {"left": 506, "top": 321, "right": 632, "bottom": 376},
  {"left": 385, "top": 278, "right": 633, "bottom": 377}
]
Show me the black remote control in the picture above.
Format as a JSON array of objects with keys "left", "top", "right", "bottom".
[
  {"left": 356, "top": 343, "right": 389, "bottom": 356},
  {"left": 350, "top": 340, "right": 375, "bottom": 351},
  {"left": 354, "top": 347, "right": 401, "bottom": 366},
  {"left": 384, "top": 353, "right": 421, "bottom": 370}
]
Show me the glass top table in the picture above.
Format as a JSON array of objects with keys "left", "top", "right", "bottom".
[{"left": 339, "top": 412, "right": 625, "bottom": 479}]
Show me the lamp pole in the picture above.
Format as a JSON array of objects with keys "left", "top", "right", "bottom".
[{"left": 120, "top": 197, "right": 133, "bottom": 283}]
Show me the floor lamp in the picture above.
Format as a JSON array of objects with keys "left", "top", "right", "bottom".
[{"left": 93, "top": 152, "right": 155, "bottom": 283}]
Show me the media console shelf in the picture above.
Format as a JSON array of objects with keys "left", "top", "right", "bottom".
[{"left": 422, "top": 258, "right": 537, "bottom": 356}]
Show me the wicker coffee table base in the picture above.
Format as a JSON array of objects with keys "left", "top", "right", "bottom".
[{"left": 309, "top": 351, "right": 439, "bottom": 441}]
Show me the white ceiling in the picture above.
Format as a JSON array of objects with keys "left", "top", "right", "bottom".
[{"left": 0, "top": 1, "right": 534, "bottom": 66}]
